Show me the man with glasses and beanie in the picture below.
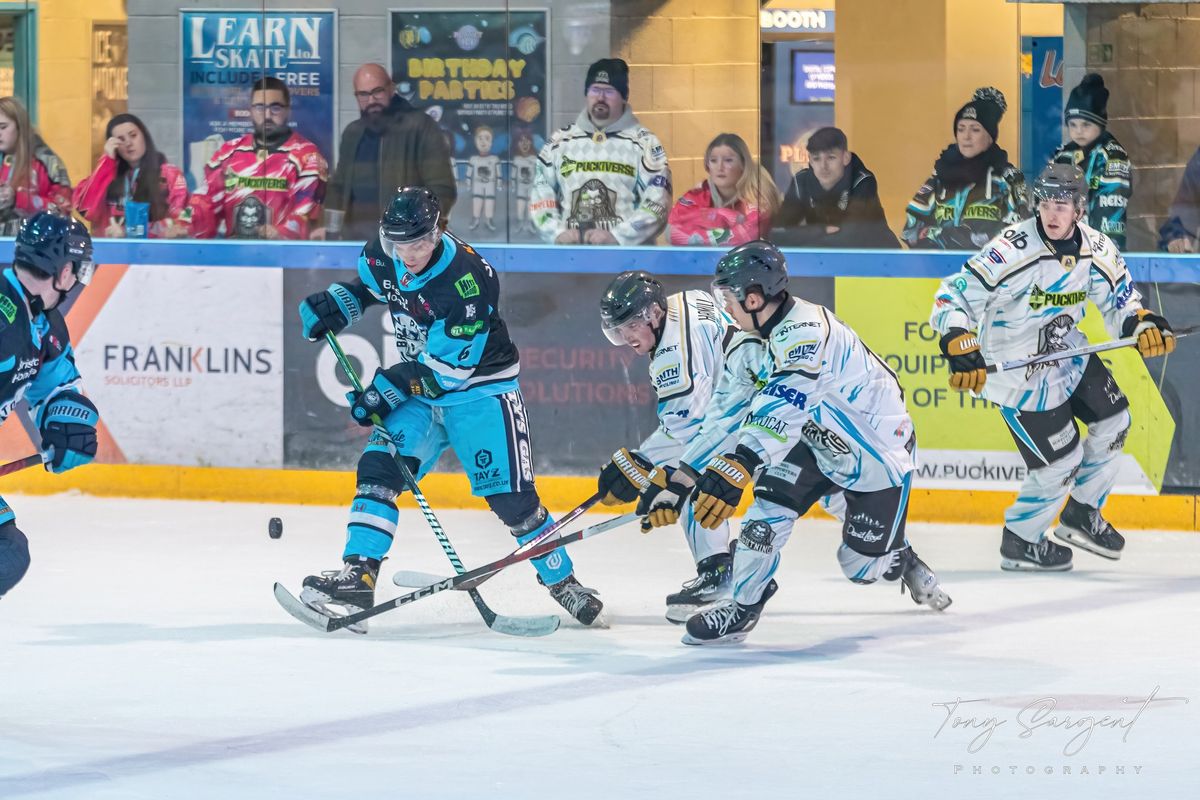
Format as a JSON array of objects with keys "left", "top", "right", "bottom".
[
  {"left": 530, "top": 57, "right": 672, "bottom": 245},
  {"left": 295, "top": 187, "right": 606, "bottom": 632},
  {"left": 312, "top": 63, "right": 457, "bottom": 241},
  {"left": 0, "top": 212, "right": 100, "bottom": 600},
  {"left": 194, "top": 76, "right": 329, "bottom": 239}
]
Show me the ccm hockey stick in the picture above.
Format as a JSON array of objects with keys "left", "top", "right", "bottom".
[
  {"left": 0, "top": 454, "right": 45, "bottom": 478},
  {"left": 987, "top": 325, "right": 1198, "bottom": 374},
  {"left": 323, "top": 332, "right": 559, "bottom": 637},
  {"left": 275, "top": 504, "right": 633, "bottom": 634}
]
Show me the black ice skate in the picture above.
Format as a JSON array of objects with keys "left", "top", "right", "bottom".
[
  {"left": 1000, "top": 528, "right": 1073, "bottom": 572},
  {"left": 681, "top": 579, "right": 778, "bottom": 646},
  {"left": 887, "top": 548, "right": 952, "bottom": 611},
  {"left": 540, "top": 574, "right": 605, "bottom": 627},
  {"left": 1054, "top": 497, "right": 1125, "bottom": 560},
  {"left": 665, "top": 552, "right": 732, "bottom": 624},
  {"left": 300, "top": 559, "right": 380, "bottom": 634}
]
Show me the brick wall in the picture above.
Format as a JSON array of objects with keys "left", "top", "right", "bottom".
[
  {"left": 1075, "top": 2, "right": 1200, "bottom": 250},
  {"left": 611, "top": 0, "right": 760, "bottom": 198}
]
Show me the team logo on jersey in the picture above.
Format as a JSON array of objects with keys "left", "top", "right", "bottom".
[
  {"left": 738, "top": 520, "right": 775, "bottom": 553},
  {"left": 454, "top": 275, "right": 480, "bottom": 299},
  {"left": 1059, "top": 255, "right": 1077, "bottom": 271},
  {"left": 1028, "top": 284, "right": 1086, "bottom": 310},
  {"left": 1028, "top": 313, "right": 1075, "bottom": 378}
]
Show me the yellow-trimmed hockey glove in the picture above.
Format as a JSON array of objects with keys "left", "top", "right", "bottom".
[
  {"left": 1122, "top": 309, "right": 1176, "bottom": 358},
  {"left": 636, "top": 465, "right": 695, "bottom": 532},
  {"left": 597, "top": 448, "right": 655, "bottom": 506},
  {"left": 693, "top": 451, "right": 756, "bottom": 530},
  {"left": 939, "top": 328, "right": 987, "bottom": 393}
]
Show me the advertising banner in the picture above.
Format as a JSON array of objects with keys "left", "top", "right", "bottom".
[
  {"left": 1020, "top": 36, "right": 1064, "bottom": 181},
  {"left": 70, "top": 266, "right": 285, "bottom": 468},
  {"left": 180, "top": 9, "right": 338, "bottom": 191},
  {"left": 91, "top": 22, "right": 129, "bottom": 168},
  {"left": 390, "top": 9, "right": 550, "bottom": 239}
]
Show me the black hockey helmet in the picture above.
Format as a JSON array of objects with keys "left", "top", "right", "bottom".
[
  {"left": 379, "top": 186, "right": 442, "bottom": 253},
  {"left": 712, "top": 240, "right": 789, "bottom": 303},
  {"left": 599, "top": 270, "right": 666, "bottom": 345},
  {"left": 1031, "top": 163, "right": 1087, "bottom": 211},
  {"left": 13, "top": 212, "right": 95, "bottom": 285}
]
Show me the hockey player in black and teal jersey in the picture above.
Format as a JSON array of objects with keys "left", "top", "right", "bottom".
[
  {"left": 0, "top": 213, "right": 99, "bottom": 599},
  {"left": 297, "top": 187, "right": 603, "bottom": 631}
]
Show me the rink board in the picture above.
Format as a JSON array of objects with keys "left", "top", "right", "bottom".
[{"left": 0, "top": 243, "right": 1197, "bottom": 521}]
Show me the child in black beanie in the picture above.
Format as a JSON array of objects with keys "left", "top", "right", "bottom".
[{"left": 1051, "top": 73, "right": 1132, "bottom": 249}]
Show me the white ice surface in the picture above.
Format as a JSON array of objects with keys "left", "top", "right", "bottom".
[{"left": 1, "top": 494, "right": 1197, "bottom": 799}]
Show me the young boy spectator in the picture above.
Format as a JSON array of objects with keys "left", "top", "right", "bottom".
[
  {"left": 771, "top": 127, "right": 897, "bottom": 248},
  {"left": 1052, "top": 74, "right": 1132, "bottom": 249}
]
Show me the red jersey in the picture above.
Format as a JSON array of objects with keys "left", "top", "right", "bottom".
[
  {"left": 0, "top": 138, "right": 73, "bottom": 236},
  {"left": 73, "top": 154, "right": 194, "bottom": 238},
  {"left": 194, "top": 131, "right": 328, "bottom": 239},
  {"left": 667, "top": 181, "right": 771, "bottom": 247}
]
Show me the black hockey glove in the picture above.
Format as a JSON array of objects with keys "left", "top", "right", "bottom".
[
  {"left": 939, "top": 328, "right": 987, "bottom": 393},
  {"left": 597, "top": 448, "right": 655, "bottom": 506},
  {"left": 299, "top": 283, "right": 363, "bottom": 341},
  {"left": 348, "top": 367, "right": 410, "bottom": 426},
  {"left": 1121, "top": 309, "right": 1175, "bottom": 358},
  {"left": 636, "top": 464, "right": 696, "bottom": 531},
  {"left": 693, "top": 448, "right": 760, "bottom": 530},
  {"left": 39, "top": 393, "right": 99, "bottom": 474}
]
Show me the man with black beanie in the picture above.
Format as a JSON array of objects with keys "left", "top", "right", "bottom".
[
  {"left": 1052, "top": 73, "right": 1132, "bottom": 249},
  {"left": 529, "top": 58, "right": 672, "bottom": 245}
]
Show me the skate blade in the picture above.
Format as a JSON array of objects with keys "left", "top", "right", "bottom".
[
  {"left": 919, "top": 591, "right": 953, "bottom": 611},
  {"left": 1053, "top": 527, "right": 1122, "bottom": 560},
  {"left": 681, "top": 630, "right": 748, "bottom": 646},
  {"left": 1000, "top": 557, "right": 1073, "bottom": 572},
  {"left": 299, "top": 587, "right": 369, "bottom": 634},
  {"left": 665, "top": 599, "right": 725, "bottom": 625}
]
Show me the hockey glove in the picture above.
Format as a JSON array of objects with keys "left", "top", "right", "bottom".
[
  {"left": 1122, "top": 309, "right": 1176, "bottom": 358},
  {"left": 636, "top": 465, "right": 695, "bottom": 531},
  {"left": 940, "top": 328, "right": 987, "bottom": 393},
  {"left": 299, "top": 283, "right": 363, "bottom": 341},
  {"left": 38, "top": 392, "right": 99, "bottom": 474},
  {"left": 693, "top": 450, "right": 758, "bottom": 530},
  {"left": 597, "top": 448, "right": 655, "bottom": 506},
  {"left": 348, "top": 367, "right": 409, "bottom": 426}
]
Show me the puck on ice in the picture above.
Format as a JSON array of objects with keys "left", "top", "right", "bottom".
[{"left": 269, "top": 517, "right": 283, "bottom": 539}]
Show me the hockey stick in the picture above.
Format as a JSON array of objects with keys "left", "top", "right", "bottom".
[
  {"left": 275, "top": 508, "right": 636, "bottom": 634},
  {"left": 987, "top": 325, "right": 1198, "bottom": 374},
  {"left": 0, "top": 454, "right": 45, "bottom": 477},
  {"left": 324, "top": 332, "right": 559, "bottom": 637}
]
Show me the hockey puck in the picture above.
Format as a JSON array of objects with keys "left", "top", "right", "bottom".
[{"left": 268, "top": 517, "right": 283, "bottom": 539}]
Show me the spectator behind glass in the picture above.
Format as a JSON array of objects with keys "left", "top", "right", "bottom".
[
  {"left": 73, "top": 113, "right": 193, "bottom": 238},
  {"left": 903, "top": 87, "right": 1029, "bottom": 249},
  {"left": 668, "top": 132, "right": 781, "bottom": 246},
  {"left": 1160, "top": 147, "right": 1200, "bottom": 253},
  {"left": 531, "top": 58, "right": 671, "bottom": 245},
  {"left": 1051, "top": 74, "right": 1131, "bottom": 249},
  {"left": 771, "top": 126, "right": 898, "bottom": 248},
  {"left": 0, "top": 96, "right": 72, "bottom": 236},
  {"left": 193, "top": 76, "right": 328, "bottom": 239},
  {"left": 313, "top": 63, "right": 456, "bottom": 241}
]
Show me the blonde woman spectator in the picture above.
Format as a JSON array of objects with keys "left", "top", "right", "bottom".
[
  {"left": 73, "top": 114, "right": 193, "bottom": 238},
  {"left": 668, "top": 133, "right": 781, "bottom": 246},
  {"left": 0, "top": 96, "right": 72, "bottom": 236}
]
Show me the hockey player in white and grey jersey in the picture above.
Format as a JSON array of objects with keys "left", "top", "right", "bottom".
[
  {"left": 596, "top": 271, "right": 752, "bottom": 621},
  {"left": 930, "top": 163, "right": 1176, "bottom": 571},
  {"left": 679, "top": 242, "right": 951, "bottom": 645}
]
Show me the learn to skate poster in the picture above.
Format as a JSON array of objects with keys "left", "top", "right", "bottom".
[
  {"left": 390, "top": 9, "right": 549, "bottom": 239},
  {"left": 180, "top": 10, "right": 338, "bottom": 191}
]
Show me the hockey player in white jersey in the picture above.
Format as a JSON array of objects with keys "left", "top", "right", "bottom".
[
  {"left": 678, "top": 242, "right": 950, "bottom": 645},
  {"left": 596, "top": 270, "right": 763, "bottom": 621},
  {"left": 930, "top": 163, "right": 1176, "bottom": 571}
]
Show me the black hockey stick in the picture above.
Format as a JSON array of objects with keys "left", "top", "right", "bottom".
[
  {"left": 324, "top": 332, "right": 560, "bottom": 637},
  {"left": 0, "top": 454, "right": 44, "bottom": 478},
  {"left": 987, "top": 325, "right": 1198, "bottom": 374},
  {"left": 276, "top": 504, "right": 632, "bottom": 634}
]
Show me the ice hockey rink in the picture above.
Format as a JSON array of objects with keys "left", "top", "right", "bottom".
[{"left": 1, "top": 494, "right": 1197, "bottom": 799}]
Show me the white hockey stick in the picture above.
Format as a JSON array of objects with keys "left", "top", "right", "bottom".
[{"left": 986, "top": 325, "right": 1197, "bottom": 374}]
